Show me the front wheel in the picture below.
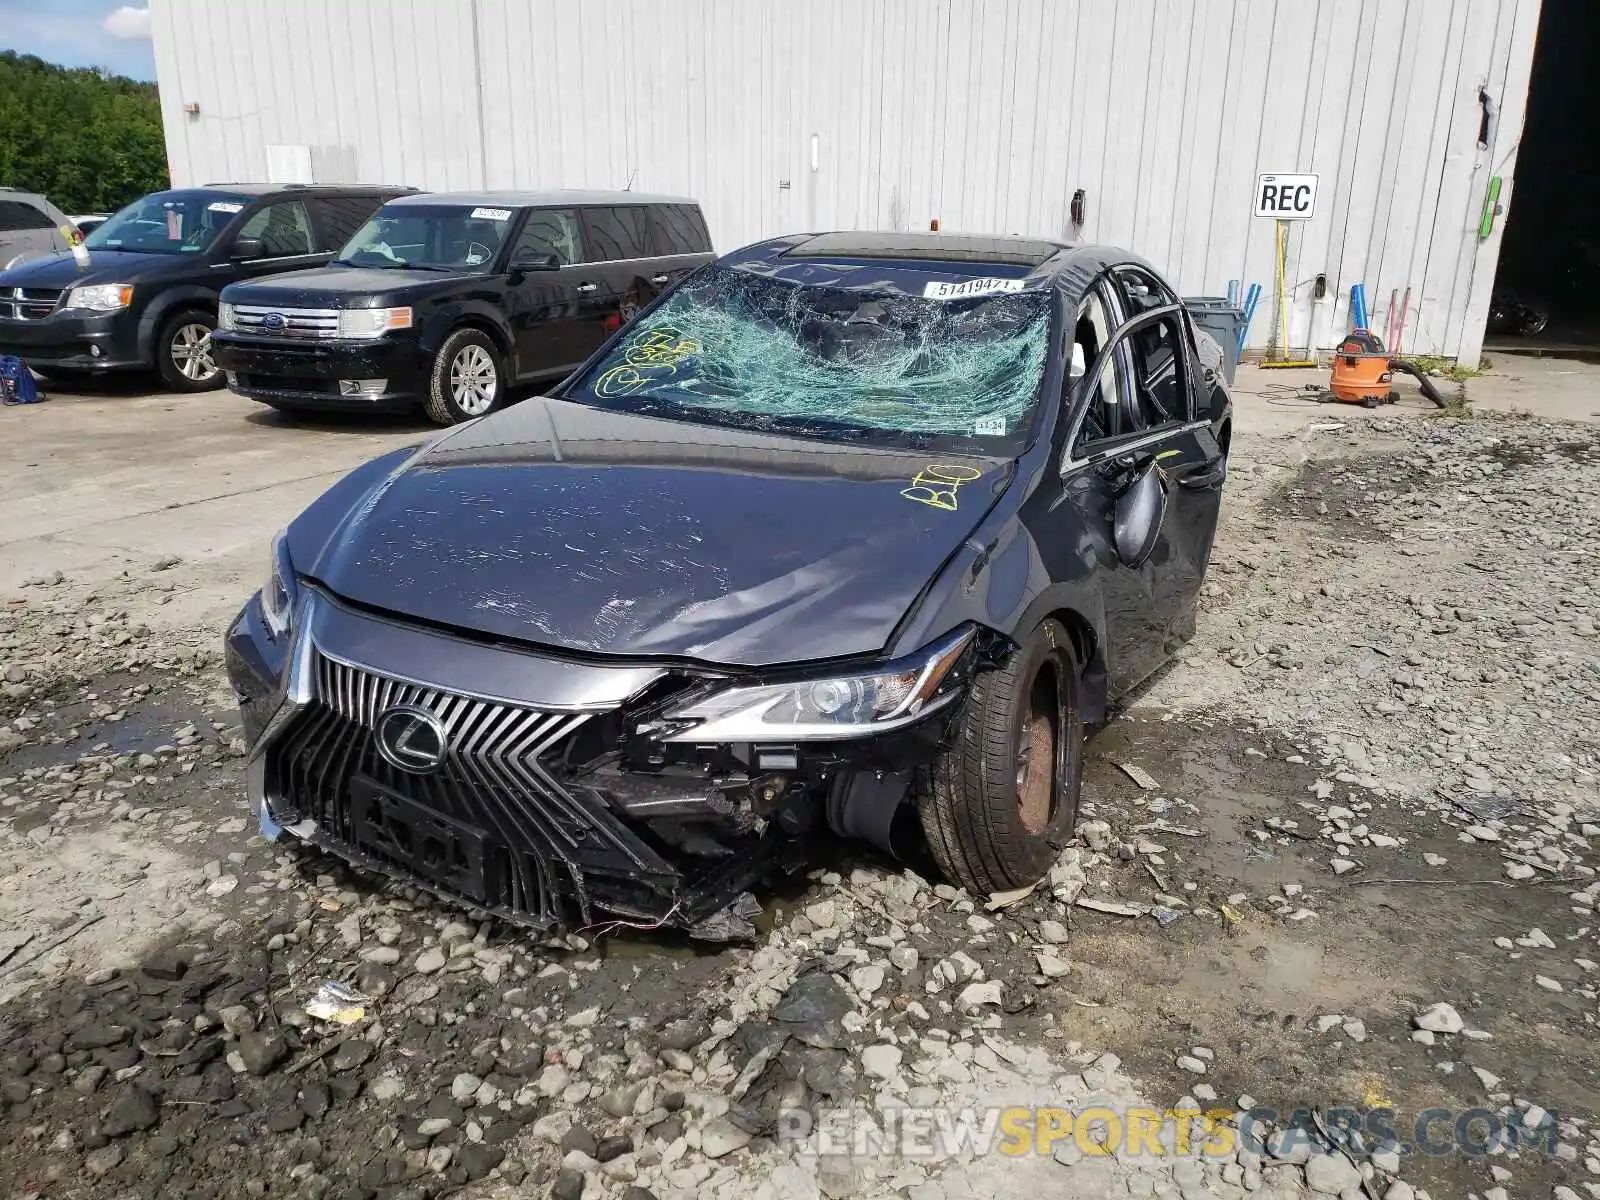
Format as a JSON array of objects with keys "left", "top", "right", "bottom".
[
  {"left": 918, "top": 619, "right": 1083, "bottom": 895},
  {"left": 425, "top": 328, "right": 506, "bottom": 426},
  {"left": 156, "top": 309, "right": 223, "bottom": 391}
]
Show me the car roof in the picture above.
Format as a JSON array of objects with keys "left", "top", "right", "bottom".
[
  {"left": 784, "top": 231, "right": 1070, "bottom": 267},
  {"left": 194, "top": 183, "right": 414, "bottom": 196},
  {"left": 385, "top": 189, "right": 698, "bottom": 209}
]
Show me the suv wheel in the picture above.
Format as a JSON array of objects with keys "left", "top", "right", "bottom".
[
  {"left": 157, "top": 309, "right": 223, "bottom": 391},
  {"left": 918, "top": 619, "right": 1083, "bottom": 895},
  {"left": 425, "top": 328, "right": 505, "bottom": 425}
]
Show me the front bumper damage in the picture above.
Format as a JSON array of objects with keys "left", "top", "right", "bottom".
[{"left": 226, "top": 587, "right": 969, "bottom": 940}]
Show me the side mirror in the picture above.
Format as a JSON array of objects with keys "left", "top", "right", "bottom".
[
  {"left": 510, "top": 252, "right": 560, "bottom": 274},
  {"left": 1113, "top": 461, "right": 1168, "bottom": 568},
  {"left": 230, "top": 237, "right": 265, "bottom": 261}
]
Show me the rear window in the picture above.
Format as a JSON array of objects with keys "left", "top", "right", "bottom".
[
  {"left": 649, "top": 204, "right": 711, "bottom": 256},
  {"left": 581, "top": 206, "right": 649, "bottom": 261},
  {"left": 0, "top": 200, "right": 56, "bottom": 233}
]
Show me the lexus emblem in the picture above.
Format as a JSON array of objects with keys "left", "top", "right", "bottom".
[
  {"left": 262, "top": 311, "right": 288, "bottom": 331},
  {"left": 374, "top": 705, "right": 448, "bottom": 772}
]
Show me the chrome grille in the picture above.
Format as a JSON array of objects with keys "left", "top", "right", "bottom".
[
  {"left": 266, "top": 652, "right": 676, "bottom": 926},
  {"left": 231, "top": 304, "right": 339, "bottom": 338},
  {"left": 1, "top": 287, "right": 61, "bottom": 321}
]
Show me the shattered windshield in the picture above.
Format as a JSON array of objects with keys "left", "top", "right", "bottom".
[{"left": 562, "top": 264, "right": 1054, "bottom": 451}]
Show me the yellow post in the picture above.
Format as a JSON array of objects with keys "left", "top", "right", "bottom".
[{"left": 1262, "top": 217, "right": 1317, "bottom": 367}]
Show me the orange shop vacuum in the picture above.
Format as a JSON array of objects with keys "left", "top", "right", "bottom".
[{"left": 1328, "top": 284, "right": 1447, "bottom": 408}]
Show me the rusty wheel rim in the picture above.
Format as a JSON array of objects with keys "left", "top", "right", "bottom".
[{"left": 1016, "top": 665, "right": 1057, "bottom": 835}]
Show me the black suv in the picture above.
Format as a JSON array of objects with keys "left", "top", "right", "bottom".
[
  {"left": 210, "top": 190, "right": 715, "bottom": 424},
  {"left": 0, "top": 184, "right": 409, "bottom": 391}
]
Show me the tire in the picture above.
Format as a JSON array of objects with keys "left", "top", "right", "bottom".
[
  {"left": 425, "top": 328, "right": 507, "bottom": 426},
  {"left": 156, "top": 308, "right": 223, "bottom": 391},
  {"left": 918, "top": 619, "right": 1084, "bottom": 895}
]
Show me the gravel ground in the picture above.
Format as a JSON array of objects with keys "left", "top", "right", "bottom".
[{"left": 1, "top": 402, "right": 1596, "bottom": 1200}]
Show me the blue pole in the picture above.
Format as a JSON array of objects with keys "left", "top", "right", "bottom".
[
  {"left": 1238, "top": 283, "right": 1262, "bottom": 358},
  {"left": 1350, "top": 283, "right": 1369, "bottom": 332}
]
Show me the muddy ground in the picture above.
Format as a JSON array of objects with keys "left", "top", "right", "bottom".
[{"left": 1, "top": 387, "right": 1596, "bottom": 1200}]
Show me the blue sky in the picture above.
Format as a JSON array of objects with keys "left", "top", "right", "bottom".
[{"left": 1, "top": 0, "right": 155, "bottom": 80}]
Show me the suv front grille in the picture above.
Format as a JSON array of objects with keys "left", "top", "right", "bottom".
[
  {"left": 231, "top": 304, "right": 340, "bottom": 338},
  {"left": 2, "top": 287, "right": 62, "bottom": 321},
  {"left": 265, "top": 653, "right": 677, "bottom": 927}
]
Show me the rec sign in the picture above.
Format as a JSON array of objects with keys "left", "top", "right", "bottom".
[{"left": 1254, "top": 173, "right": 1319, "bottom": 219}]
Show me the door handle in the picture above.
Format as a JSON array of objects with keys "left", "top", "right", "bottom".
[
  {"left": 576, "top": 282, "right": 599, "bottom": 294},
  {"left": 649, "top": 273, "right": 670, "bottom": 285}
]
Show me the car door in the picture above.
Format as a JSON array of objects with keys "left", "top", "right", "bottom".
[
  {"left": 577, "top": 205, "right": 650, "bottom": 337},
  {"left": 642, "top": 203, "right": 713, "bottom": 311},
  {"left": 1107, "top": 264, "right": 1227, "bottom": 654},
  {"left": 503, "top": 206, "right": 589, "bottom": 379},
  {"left": 224, "top": 198, "right": 326, "bottom": 282},
  {"left": 1045, "top": 279, "right": 1166, "bottom": 696}
]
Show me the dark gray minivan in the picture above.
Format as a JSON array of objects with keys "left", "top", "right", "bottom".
[{"left": 213, "top": 190, "right": 715, "bottom": 425}]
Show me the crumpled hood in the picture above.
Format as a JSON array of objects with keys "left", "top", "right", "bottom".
[{"left": 291, "top": 397, "right": 1011, "bottom": 667}]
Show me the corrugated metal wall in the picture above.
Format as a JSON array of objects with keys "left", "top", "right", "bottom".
[{"left": 150, "top": 0, "right": 1543, "bottom": 362}]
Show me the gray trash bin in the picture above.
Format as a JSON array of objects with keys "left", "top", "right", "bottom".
[{"left": 1182, "top": 296, "right": 1245, "bottom": 384}]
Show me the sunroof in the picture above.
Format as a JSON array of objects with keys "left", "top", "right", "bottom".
[{"left": 785, "top": 231, "right": 1062, "bottom": 267}]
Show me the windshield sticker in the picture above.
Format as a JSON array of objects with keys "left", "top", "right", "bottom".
[
  {"left": 595, "top": 328, "right": 703, "bottom": 398},
  {"left": 973, "top": 414, "right": 1007, "bottom": 436},
  {"left": 901, "top": 463, "right": 983, "bottom": 511},
  {"left": 166, "top": 210, "right": 183, "bottom": 239},
  {"left": 208, "top": 201, "right": 244, "bottom": 214},
  {"left": 470, "top": 207, "right": 512, "bottom": 221},
  {"left": 923, "top": 277, "right": 1027, "bottom": 300}
]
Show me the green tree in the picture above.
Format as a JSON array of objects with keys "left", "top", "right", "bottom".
[{"left": 0, "top": 51, "right": 168, "bottom": 214}]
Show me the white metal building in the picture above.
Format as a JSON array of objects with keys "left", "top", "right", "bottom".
[{"left": 149, "top": 0, "right": 1548, "bottom": 364}]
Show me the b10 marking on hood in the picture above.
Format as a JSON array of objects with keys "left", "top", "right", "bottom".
[{"left": 901, "top": 463, "right": 983, "bottom": 511}]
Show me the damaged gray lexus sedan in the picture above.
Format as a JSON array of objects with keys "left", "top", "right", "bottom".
[{"left": 226, "top": 231, "right": 1231, "bottom": 938}]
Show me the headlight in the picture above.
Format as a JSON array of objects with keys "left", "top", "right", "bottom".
[
  {"left": 63, "top": 283, "right": 133, "bottom": 311},
  {"left": 336, "top": 307, "right": 412, "bottom": 339},
  {"left": 217, "top": 301, "right": 237, "bottom": 331},
  {"left": 662, "top": 626, "right": 975, "bottom": 741},
  {"left": 261, "top": 531, "right": 295, "bottom": 639}
]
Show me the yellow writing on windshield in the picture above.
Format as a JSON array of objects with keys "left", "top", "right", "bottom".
[{"left": 594, "top": 328, "right": 702, "bottom": 398}]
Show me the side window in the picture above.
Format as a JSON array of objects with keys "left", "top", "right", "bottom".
[
  {"left": 580, "top": 206, "right": 649, "bottom": 261},
  {"left": 1072, "top": 309, "right": 1188, "bottom": 456},
  {"left": 1114, "top": 264, "right": 1177, "bottom": 318},
  {"left": 310, "top": 195, "right": 385, "bottom": 251},
  {"left": 1070, "top": 288, "right": 1120, "bottom": 447},
  {"left": 237, "top": 200, "right": 314, "bottom": 257},
  {"left": 512, "top": 209, "right": 582, "bottom": 265},
  {"left": 1123, "top": 311, "right": 1188, "bottom": 428},
  {"left": 0, "top": 200, "right": 55, "bottom": 232},
  {"left": 647, "top": 204, "right": 711, "bottom": 256}
]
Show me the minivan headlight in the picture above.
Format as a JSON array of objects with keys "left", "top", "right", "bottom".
[
  {"left": 336, "top": 307, "right": 412, "bottom": 339},
  {"left": 661, "top": 626, "right": 975, "bottom": 741},
  {"left": 63, "top": 283, "right": 133, "bottom": 311}
]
